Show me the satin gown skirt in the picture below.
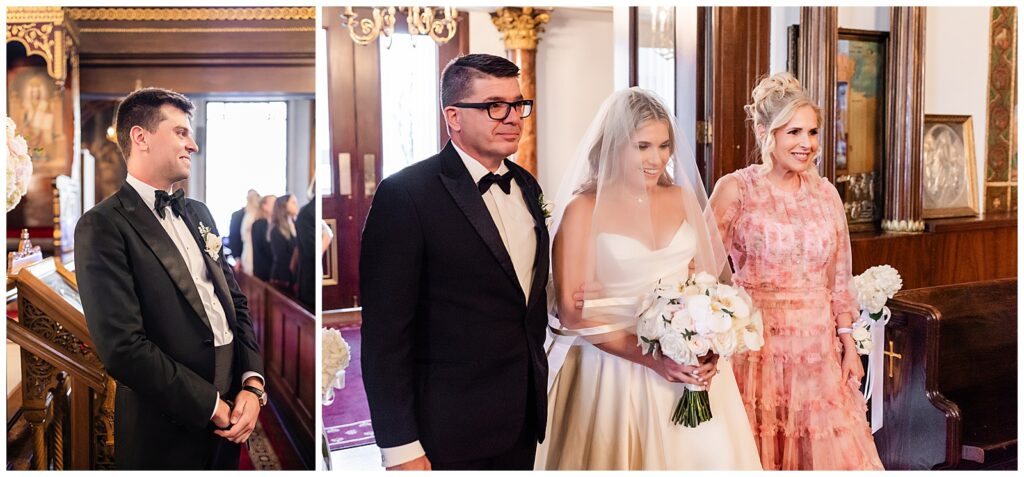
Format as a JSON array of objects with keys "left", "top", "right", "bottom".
[{"left": 535, "top": 342, "right": 763, "bottom": 470}]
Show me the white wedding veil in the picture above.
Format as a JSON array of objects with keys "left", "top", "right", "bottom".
[{"left": 545, "top": 87, "right": 731, "bottom": 385}]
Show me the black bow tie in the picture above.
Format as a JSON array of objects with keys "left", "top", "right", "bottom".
[
  {"left": 154, "top": 189, "right": 185, "bottom": 219},
  {"left": 478, "top": 171, "right": 515, "bottom": 195}
]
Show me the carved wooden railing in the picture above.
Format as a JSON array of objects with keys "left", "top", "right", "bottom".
[
  {"left": 8, "top": 260, "right": 115, "bottom": 470},
  {"left": 236, "top": 272, "right": 316, "bottom": 469}
]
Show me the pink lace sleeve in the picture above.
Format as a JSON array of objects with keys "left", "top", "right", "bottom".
[
  {"left": 713, "top": 173, "right": 745, "bottom": 246},
  {"left": 825, "top": 181, "right": 859, "bottom": 321}
]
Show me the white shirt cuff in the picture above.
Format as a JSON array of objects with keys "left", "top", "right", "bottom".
[
  {"left": 380, "top": 440, "right": 425, "bottom": 468},
  {"left": 241, "top": 372, "right": 265, "bottom": 388},
  {"left": 210, "top": 391, "right": 220, "bottom": 421}
]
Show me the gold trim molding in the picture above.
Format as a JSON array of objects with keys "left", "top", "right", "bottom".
[
  {"left": 491, "top": 7, "right": 551, "bottom": 51},
  {"left": 5, "top": 6, "right": 66, "bottom": 24},
  {"left": 67, "top": 7, "right": 316, "bottom": 22},
  {"left": 79, "top": 26, "right": 315, "bottom": 34},
  {"left": 6, "top": 21, "right": 76, "bottom": 86}
]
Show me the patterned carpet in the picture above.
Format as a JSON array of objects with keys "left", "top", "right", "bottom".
[{"left": 322, "top": 326, "right": 376, "bottom": 451}]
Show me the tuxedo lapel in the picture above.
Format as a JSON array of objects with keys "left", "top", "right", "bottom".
[
  {"left": 438, "top": 143, "right": 523, "bottom": 296},
  {"left": 113, "top": 185, "right": 212, "bottom": 332},
  {"left": 182, "top": 202, "right": 239, "bottom": 327},
  {"left": 508, "top": 162, "right": 549, "bottom": 310}
]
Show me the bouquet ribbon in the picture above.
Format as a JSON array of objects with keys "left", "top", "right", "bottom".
[{"left": 861, "top": 306, "right": 891, "bottom": 434}]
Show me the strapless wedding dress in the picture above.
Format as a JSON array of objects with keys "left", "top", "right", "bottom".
[{"left": 535, "top": 221, "right": 762, "bottom": 470}]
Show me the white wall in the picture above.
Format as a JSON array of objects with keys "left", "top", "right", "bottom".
[
  {"left": 469, "top": 9, "right": 615, "bottom": 195},
  {"left": 924, "top": 7, "right": 990, "bottom": 213},
  {"left": 770, "top": 7, "right": 800, "bottom": 74},
  {"left": 838, "top": 7, "right": 890, "bottom": 32}
]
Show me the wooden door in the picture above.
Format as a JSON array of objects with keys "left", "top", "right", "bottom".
[{"left": 322, "top": 7, "right": 467, "bottom": 311}]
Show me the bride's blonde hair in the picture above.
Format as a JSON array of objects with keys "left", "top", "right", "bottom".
[{"left": 745, "top": 72, "right": 821, "bottom": 174}]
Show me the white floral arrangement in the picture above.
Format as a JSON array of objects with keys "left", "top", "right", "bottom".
[
  {"left": 7, "top": 117, "right": 34, "bottom": 213},
  {"left": 850, "top": 265, "right": 903, "bottom": 354},
  {"left": 636, "top": 271, "right": 764, "bottom": 427},
  {"left": 197, "top": 222, "right": 222, "bottom": 261},
  {"left": 322, "top": 327, "right": 351, "bottom": 403}
]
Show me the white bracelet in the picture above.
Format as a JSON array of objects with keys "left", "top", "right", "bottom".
[{"left": 837, "top": 327, "right": 853, "bottom": 335}]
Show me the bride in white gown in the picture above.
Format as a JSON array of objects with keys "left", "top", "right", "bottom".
[{"left": 535, "top": 88, "right": 761, "bottom": 470}]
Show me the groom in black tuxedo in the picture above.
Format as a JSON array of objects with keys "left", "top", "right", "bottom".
[
  {"left": 360, "top": 54, "right": 549, "bottom": 470},
  {"left": 75, "top": 88, "right": 266, "bottom": 469}
]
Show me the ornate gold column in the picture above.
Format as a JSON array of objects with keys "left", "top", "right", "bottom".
[
  {"left": 798, "top": 7, "right": 838, "bottom": 181},
  {"left": 883, "top": 7, "right": 926, "bottom": 232},
  {"left": 491, "top": 7, "right": 551, "bottom": 177}
]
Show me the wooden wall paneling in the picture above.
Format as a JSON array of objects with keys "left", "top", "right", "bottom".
[
  {"left": 849, "top": 215, "right": 1017, "bottom": 289},
  {"left": 882, "top": 7, "right": 926, "bottom": 233},
  {"left": 798, "top": 7, "right": 838, "bottom": 182},
  {"left": 704, "top": 7, "right": 771, "bottom": 189},
  {"left": 237, "top": 273, "right": 315, "bottom": 469},
  {"left": 322, "top": 7, "right": 365, "bottom": 310}
]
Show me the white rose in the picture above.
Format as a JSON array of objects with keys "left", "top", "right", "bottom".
[
  {"left": 851, "top": 326, "right": 871, "bottom": 342},
  {"left": 715, "top": 283, "right": 738, "bottom": 299},
  {"left": 712, "top": 331, "right": 737, "bottom": 356},
  {"left": 658, "top": 332, "right": 693, "bottom": 364},
  {"left": 858, "top": 339, "right": 873, "bottom": 355},
  {"left": 637, "top": 314, "right": 669, "bottom": 342},
  {"left": 205, "top": 234, "right": 221, "bottom": 253},
  {"left": 669, "top": 308, "right": 693, "bottom": 333},
  {"left": 682, "top": 284, "right": 701, "bottom": 297},
  {"left": 693, "top": 271, "right": 718, "bottom": 292},
  {"left": 687, "top": 336, "right": 712, "bottom": 358}
]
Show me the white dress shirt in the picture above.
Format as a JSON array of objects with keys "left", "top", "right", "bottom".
[
  {"left": 379, "top": 146, "right": 538, "bottom": 467},
  {"left": 125, "top": 174, "right": 264, "bottom": 418}
]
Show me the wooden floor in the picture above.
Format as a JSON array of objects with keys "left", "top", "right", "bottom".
[{"left": 329, "top": 443, "right": 384, "bottom": 471}]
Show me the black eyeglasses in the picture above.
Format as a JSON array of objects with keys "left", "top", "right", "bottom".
[{"left": 450, "top": 100, "right": 534, "bottom": 121}]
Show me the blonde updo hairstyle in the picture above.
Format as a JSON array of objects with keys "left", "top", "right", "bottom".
[{"left": 745, "top": 72, "right": 822, "bottom": 175}]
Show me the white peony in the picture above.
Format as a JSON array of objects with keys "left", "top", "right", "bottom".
[{"left": 322, "top": 328, "right": 351, "bottom": 395}]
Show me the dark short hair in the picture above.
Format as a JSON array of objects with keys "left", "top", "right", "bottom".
[
  {"left": 439, "top": 54, "right": 520, "bottom": 107},
  {"left": 114, "top": 87, "right": 195, "bottom": 161}
]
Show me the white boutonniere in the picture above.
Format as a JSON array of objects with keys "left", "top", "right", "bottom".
[
  {"left": 197, "top": 222, "right": 221, "bottom": 261},
  {"left": 539, "top": 193, "right": 553, "bottom": 227}
]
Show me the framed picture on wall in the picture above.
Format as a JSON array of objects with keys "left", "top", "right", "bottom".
[
  {"left": 835, "top": 28, "right": 888, "bottom": 231},
  {"left": 922, "top": 114, "right": 980, "bottom": 219}
]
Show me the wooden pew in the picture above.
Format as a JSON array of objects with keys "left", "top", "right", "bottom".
[{"left": 873, "top": 279, "right": 1017, "bottom": 470}]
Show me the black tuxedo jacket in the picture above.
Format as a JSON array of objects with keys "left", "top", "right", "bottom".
[
  {"left": 75, "top": 184, "right": 264, "bottom": 469},
  {"left": 228, "top": 206, "right": 245, "bottom": 260},
  {"left": 360, "top": 141, "right": 550, "bottom": 463},
  {"left": 251, "top": 218, "right": 273, "bottom": 281}
]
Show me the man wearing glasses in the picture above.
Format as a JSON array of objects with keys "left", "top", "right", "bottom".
[{"left": 361, "top": 53, "right": 549, "bottom": 470}]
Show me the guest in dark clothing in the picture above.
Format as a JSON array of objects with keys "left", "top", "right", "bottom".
[
  {"left": 294, "top": 198, "right": 315, "bottom": 312},
  {"left": 251, "top": 194, "right": 276, "bottom": 281},
  {"left": 269, "top": 194, "right": 298, "bottom": 292},
  {"left": 228, "top": 190, "right": 257, "bottom": 264}
]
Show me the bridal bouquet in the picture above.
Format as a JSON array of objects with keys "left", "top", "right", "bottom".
[
  {"left": 636, "top": 272, "right": 764, "bottom": 427},
  {"left": 7, "top": 117, "right": 34, "bottom": 213},
  {"left": 322, "top": 327, "right": 351, "bottom": 405},
  {"left": 850, "top": 265, "right": 903, "bottom": 354}
]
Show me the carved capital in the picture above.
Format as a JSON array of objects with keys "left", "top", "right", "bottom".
[
  {"left": 491, "top": 7, "right": 551, "bottom": 51},
  {"left": 6, "top": 7, "right": 77, "bottom": 86}
]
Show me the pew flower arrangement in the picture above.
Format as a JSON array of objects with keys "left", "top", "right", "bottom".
[
  {"left": 852, "top": 264, "right": 903, "bottom": 433},
  {"left": 850, "top": 265, "right": 904, "bottom": 354},
  {"left": 7, "top": 117, "right": 34, "bottom": 213},
  {"left": 322, "top": 327, "right": 351, "bottom": 405},
  {"left": 636, "top": 272, "right": 763, "bottom": 427}
]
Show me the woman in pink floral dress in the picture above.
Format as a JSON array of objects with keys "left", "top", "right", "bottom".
[{"left": 709, "top": 73, "right": 883, "bottom": 470}]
